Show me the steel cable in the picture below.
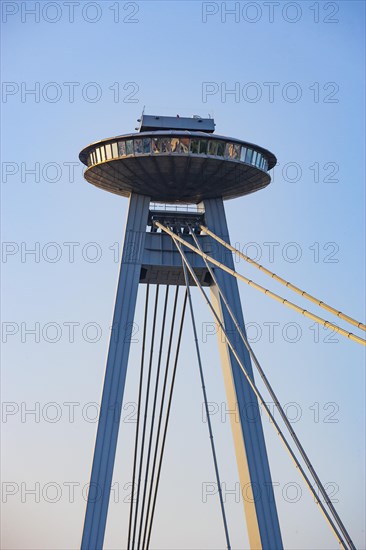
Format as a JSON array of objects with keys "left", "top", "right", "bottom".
[
  {"left": 141, "top": 286, "right": 180, "bottom": 549},
  {"left": 201, "top": 225, "right": 365, "bottom": 332},
  {"left": 169, "top": 233, "right": 350, "bottom": 550},
  {"left": 154, "top": 223, "right": 365, "bottom": 347},
  {"left": 189, "top": 226, "right": 355, "bottom": 550},
  {"left": 136, "top": 286, "right": 170, "bottom": 549},
  {"left": 131, "top": 285, "right": 160, "bottom": 549},
  {"left": 127, "top": 285, "right": 150, "bottom": 550},
  {"left": 181, "top": 258, "right": 231, "bottom": 550},
  {"left": 145, "top": 291, "right": 188, "bottom": 549}
]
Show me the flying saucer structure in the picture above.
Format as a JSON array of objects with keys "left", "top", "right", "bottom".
[{"left": 79, "top": 114, "right": 276, "bottom": 203}]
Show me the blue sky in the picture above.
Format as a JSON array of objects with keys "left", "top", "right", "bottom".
[{"left": 1, "top": 1, "right": 365, "bottom": 549}]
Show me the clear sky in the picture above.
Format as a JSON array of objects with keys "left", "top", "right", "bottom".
[{"left": 1, "top": 1, "right": 365, "bottom": 549}]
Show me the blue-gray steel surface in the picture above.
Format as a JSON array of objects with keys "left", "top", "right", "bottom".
[
  {"left": 139, "top": 114, "right": 215, "bottom": 133},
  {"left": 81, "top": 194, "right": 150, "bottom": 550}
]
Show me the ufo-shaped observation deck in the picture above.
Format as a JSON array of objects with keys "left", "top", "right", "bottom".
[{"left": 79, "top": 116, "right": 276, "bottom": 204}]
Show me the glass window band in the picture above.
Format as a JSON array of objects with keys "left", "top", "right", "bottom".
[{"left": 88, "top": 138, "right": 269, "bottom": 172}]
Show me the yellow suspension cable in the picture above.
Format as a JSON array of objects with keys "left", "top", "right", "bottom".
[
  {"left": 172, "top": 235, "right": 351, "bottom": 550},
  {"left": 155, "top": 222, "right": 366, "bottom": 347},
  {"left": 200, "top": 225, "right": 366, "bottom": 332}
]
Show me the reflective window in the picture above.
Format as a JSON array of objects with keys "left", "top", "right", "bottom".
[
  {"left": 134, "top": 139, "right": 143, "bottom": 154},
  {"left": 105, "top": 143, "right": 112, "bottom": 160},
  {"left": 87, "top": 136, "right": 266, "bottom": 170},
  {"left": 181, "top": 138, "right": 190, "bottom": 153},
  {"left": 216, "top": 141, "right": 226, "bottom": 156},
  {"left": 226, "top": 143, "right": 240, "bottom": 159},
  {"left": 118, "top": 141, "right": 126, "bottom": 156},
  {"left": 143, "top": 138, "right": 151, "bottom": 154},
  {"left": 232, "top": 144, "right": 240, "bottom": 159},
  {"left": 171, "top": 138, "right": 180, "bottom": 153},
  {"left": 152, "top": 138, "right": 160, "bottom": 153},
  {"left": 199, "top": 140, "right": 208, "bottom": 154},
  {"left": 112, "top": 142, "right": 118, "bottom": 158},
  {"left": 190, "top": 139, "right": 200, "bottom": 154},
  {"left": 160, "top": 138, "right": 171, "bottom": 153},
  {"left": 125, "top": 140, "right": 134, "bottom": 155},
  {"left": 208, "top": 140, "right": 218, "bottom": 156}
]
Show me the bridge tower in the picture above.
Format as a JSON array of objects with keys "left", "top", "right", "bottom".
[{"left": 79, "top": 114, "right": 282, "bottom": 550}]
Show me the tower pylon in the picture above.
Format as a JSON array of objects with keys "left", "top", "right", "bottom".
[{"left": 79, "top": 114, "right": 282, "bottom": 549}]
